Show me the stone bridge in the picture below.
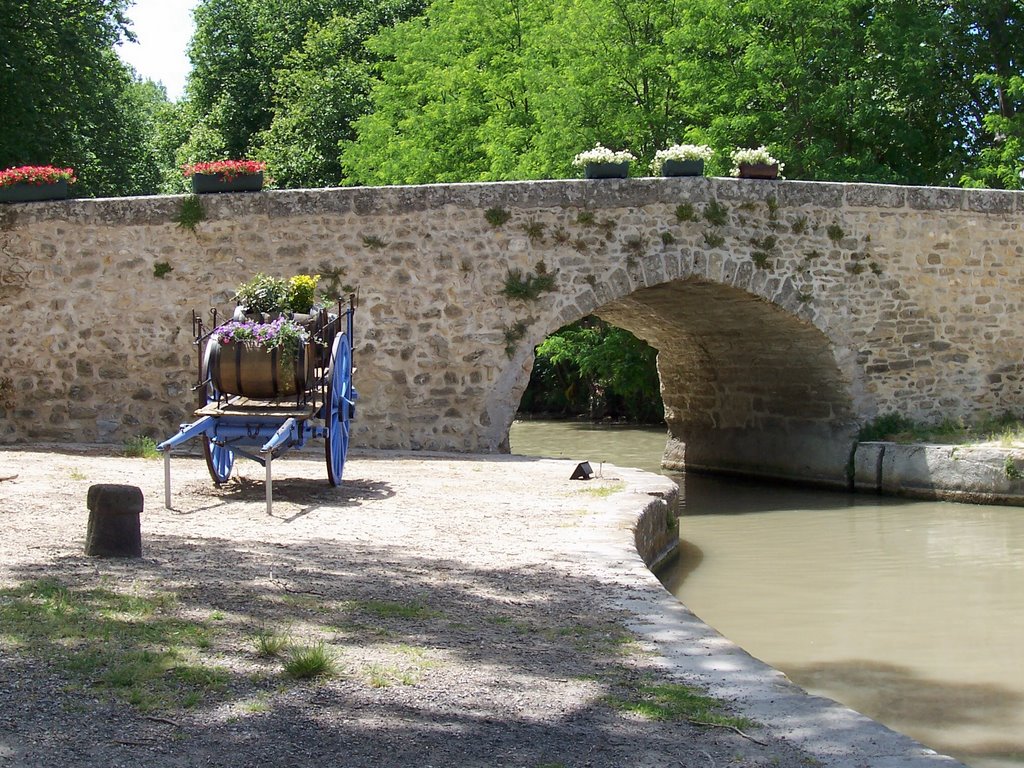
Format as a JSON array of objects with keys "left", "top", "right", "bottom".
[{"left": 2, "top": 178, "right": 1022, "bottom": 486}]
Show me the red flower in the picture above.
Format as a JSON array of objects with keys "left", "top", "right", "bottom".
[
  {"left": 0, "top": 165, "right": 77, "bottom": 188},
  {"left": 182, "top": 159, "right": 266, "bottom": 181}
]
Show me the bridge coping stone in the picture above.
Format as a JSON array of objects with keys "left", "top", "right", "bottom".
[{"left": 3, "top": 178, "right": 1022, "bottom": 228}]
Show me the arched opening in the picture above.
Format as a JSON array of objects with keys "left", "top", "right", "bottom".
[
  {"left": 507, "top": 275, "right": 859, "bottom": 484},
  {"left": 593, "top": 277, "right": 859, "bottom": 486},
  {"left": 518, "top": 316, "right": 664, "bottom": 424}
]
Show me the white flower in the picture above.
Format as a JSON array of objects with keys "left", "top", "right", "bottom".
[
  {"left": 729, "top": 146, "right": 784, "bottom": 176},
  {"left": 650, "top": 143, "right": 713, "bottom": 174},
  {"left": 572, "top": 143, "right": 636, "bottom": 167}
]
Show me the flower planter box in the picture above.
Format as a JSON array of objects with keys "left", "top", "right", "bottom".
[
  {"left": 738, "top": 163, "right": 779, "bottom": 180},
  {"left": 0, "top": 180, "right": 69, "bottom": 203},
  {"left": 206, "top": 339, "right": 315, "bottom": 399},
  {"left": 191, "top": 172, "right": 264, "bottom": 194},
  {"left": 661, "top": 159, "right": 705, "bottom": 177},
  {"left": 584, "top": 162, "right": 629, "bottom": 179}
]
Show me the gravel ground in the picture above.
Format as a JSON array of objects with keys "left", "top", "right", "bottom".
[{"left": 0, "top": 445, "right": 821, "bottom": 768}]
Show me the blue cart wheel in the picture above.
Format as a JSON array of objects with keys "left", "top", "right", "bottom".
[
  {"left": 203, "top": 437, "right": 235, "bottom": 484},
  {"left": 201, "top": 339, "right": 235, "bottom": 485},
  {"left": 325, "top": 331, "right": 352, "bottom": 486}
]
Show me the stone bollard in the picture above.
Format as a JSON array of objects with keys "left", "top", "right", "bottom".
[{"left": 85, "top": 484, "right": 143, "bottom": 558}]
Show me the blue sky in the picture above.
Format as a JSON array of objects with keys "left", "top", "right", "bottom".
[{"left": 117, "top": 0, "right": 199, "bottom": 101}]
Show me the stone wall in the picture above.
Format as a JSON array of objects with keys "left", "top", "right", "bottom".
[{"left": 1, "top": 179, "right": 1022, "bottom": 484}]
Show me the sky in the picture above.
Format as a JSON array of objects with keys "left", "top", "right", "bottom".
[{"left": 116, "top": 0, "right": 199, "bottom": 101}]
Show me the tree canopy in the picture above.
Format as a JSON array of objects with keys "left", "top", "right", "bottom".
[{"left": 0, "top": 0, "right": 162, "bottom": 196}]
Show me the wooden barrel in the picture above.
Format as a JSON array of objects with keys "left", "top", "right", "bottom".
[{"left": 205, "top": 338, "right": 316, "bottom": 399}]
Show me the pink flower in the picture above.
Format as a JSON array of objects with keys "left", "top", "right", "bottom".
[
  {"left": 182, "top": 160, "right": 266, "bottom": 181},
  {"left": 0, "top": 165, "right": 76, "bottom": 188}
]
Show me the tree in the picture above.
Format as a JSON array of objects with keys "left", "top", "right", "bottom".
[
  {"left": 0, "top": 0, "right": 162, "bottom": 196},
  {"left": 523, "top": 317, "right": 664, "bottom": 423}
]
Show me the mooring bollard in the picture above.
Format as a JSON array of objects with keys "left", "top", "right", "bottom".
[{"left": 85, "top": 484, "right": 143, "bottom": 558}]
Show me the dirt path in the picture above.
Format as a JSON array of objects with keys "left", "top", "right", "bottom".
[{"left": 0, "top": 445, "right": 825, "bottom": 768}]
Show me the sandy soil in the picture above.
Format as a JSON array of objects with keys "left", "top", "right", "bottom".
[{"left": 0, "top": 445, "right": 815, "bottom": 768}]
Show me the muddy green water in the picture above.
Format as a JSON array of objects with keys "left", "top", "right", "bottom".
[{"left": 509, "top": 420, "right": 1024, "bottom": 768}]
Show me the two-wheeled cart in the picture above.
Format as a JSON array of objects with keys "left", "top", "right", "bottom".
[{"left": 158, "top": 296, "right": 357, "bottom": 514}]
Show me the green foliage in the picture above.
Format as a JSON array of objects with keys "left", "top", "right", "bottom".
[
  {"left": 859, "top": 412, "right": 1024, "bottom": 445},
  {"left": 235, "top": 273, "right": 288, "bottom": 313},
  {"left": 0, "top": 0, "right": 164, "bottom": 196},
  {"left": 1005, "top": 456, "right": 1022, "bottom": 481},
  {"left": 502, "top": 263, "right": 557, "bottom": 301},
  {"left": 703, "top": 201, "right": 728, "bottom": 227},
  {"left": 674, "top": 203, "right": 696, "bottom": 222},
  {"left": 607, "top": 682, "right": 756, "bottom": 730},
  {"left": 253, "top": 628, "right": 289, "bottom": 657},
  {"left": 362, "top": 235, "right": 387, "bottom": 250},
  {"left": 0, "top": 580, "right": 224, "bottom": 711},
  {"left": 827, "top": 223, "right": 845, "bottom": 243},
  {"left": 123, "top": 436, "right": 159, "bottom": 459},
  {"left": 153, "top": 262, "right": 173, "bottom": 279},
  {"left": 283, "top": 641, "right": 336, "bottom": 680},
  {"left": 175, "top": 195, "right": 205, "bottom": 231},
  {"left": 287, "top": 274, "right": 320, "bottom": 313},
  {"left": 504, "top": 321, "right": 529, "bottom": 358},
  {"left": 484, "top": 207, "right": 512, "bottom": 226},
  {"left": 521, "top": 317, "right": 663, "bottom": 423}
]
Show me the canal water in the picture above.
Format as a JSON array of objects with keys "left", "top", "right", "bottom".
[{"left": 509, "top": 420, "right": 1024, "bottom": 768}]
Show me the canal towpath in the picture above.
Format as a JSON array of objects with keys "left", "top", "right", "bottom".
[{"left": 0, "top": 445, "right": 964, "bottom": 767}]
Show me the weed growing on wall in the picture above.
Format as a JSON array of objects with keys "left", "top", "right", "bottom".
[
  {"left": 502, "top": 262, "right": 557, "bottom": 301},
  {"left": 175, "top": 194, "right": 205, "bottom": 232},
  {"left": 484, "top": 207, "right": 511, "bottom": 226}
]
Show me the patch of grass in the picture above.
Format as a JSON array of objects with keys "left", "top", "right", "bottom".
[
  {"left": 703, "top": 231, "right": 725, "bottom": 249},
  {"left": 70, "top": 468, "right": 87, "bottom": 480},
  {"left": 827, "top": 222, "right": 845, "bottom": 242},
  {"left": 523, "top": 220, "right": 546, "bottom": 242},
  {"left": 362, "top": 234, "right": 387, "bottom": 250},
  {"left": 123, "top": 435, "right": 159, "bottom": 459},
  {"left": 1005, "top": 456, "right": 1022, "bottom": 480},
  {"left": 790, "top": 215, "right": 808, "bottom": 234},
  {"left": 675, "top": 203, "right": 697, "bottom": 222},
  {"left": 766, "top": 194, "right": 779, "bottom": 219},
  {"left": 348, "top": 599, "right": 441, "bottom": 621},
  {"left": 660, "top": 231, "right": 675, "bottom": 245},
  {"left": 624, "top": 235, "right": 646, "bottom": 253},
  {"left": 153, "top": 261, "right": 173, "bottom": 278},
  {"left": 859, "top": 412, "right": 1024, "bottom": 445},
  {"left": 553, "top": 227, "right": 571, "bottom": 245},
  {"left": 253, "top": 628, "right": 289, "bottom": 658},
  {"left": 751, "top": 251, "right": 772, "bottom": 269},
  {"left": 283, "top": 641, "right": 336, "bottom": 680},
  {"left": 578, "top": 481, "right": 625, "bottom": 497},
  {"left": 0, "top": 580, "right": 223, "bottom": 712},
  {"left": 576, "top": 210, "right": 596, "bottom": 226},
  {"left": 870, "top": 261, "right": 883, "bottom": 276},
  {"left": 175, "top": 194, "right": 204, "bottom": 232},
  {"left": 502, "top": 263, "right": 557, "bottom": 301},
  {"left": 703, "top": 200, "right": 728, "bottom": 226},
  {"left": 607, "top": 682, "right": 757, "bottom": 730},
  {"left": 504, "top": 321, "right": 529, "bottom": 358},
  {"left": 484, "top": 207, "right": 511, "bottom": 227}
]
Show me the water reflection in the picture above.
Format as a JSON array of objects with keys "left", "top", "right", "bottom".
[{"left": 509, "top": 420, "right": 1024, "bottom": 768}]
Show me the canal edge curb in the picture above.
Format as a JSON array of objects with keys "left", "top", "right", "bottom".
[{"left": 587, "top": 465, "right": 968, "bottom": 768}]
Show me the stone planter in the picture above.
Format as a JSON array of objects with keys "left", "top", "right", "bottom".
[
  {"left": 738, "top": 163, "right": 779, "bottom": 180},
  {"left": 0, "top": 180, "right": 69, "bottom": 203},
  {"left": 191, "top": 172, "right": 264, "bottom": 194},
  {"left": 206, "top": 339, "right": 315, "bottom": 399},
  {"left": 661, "top": 159, "right": 704, "bottom": 177},
  {"left": 584, "top": 162, "right": 629, "bottom": 179}
]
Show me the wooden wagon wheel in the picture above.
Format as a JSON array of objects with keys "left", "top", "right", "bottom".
[
  {"left": 201, "top": 339, "right": 235, "bottom": 484},
  {"left": 324, "top": 331, "right": 352, "bottom": 486}
]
